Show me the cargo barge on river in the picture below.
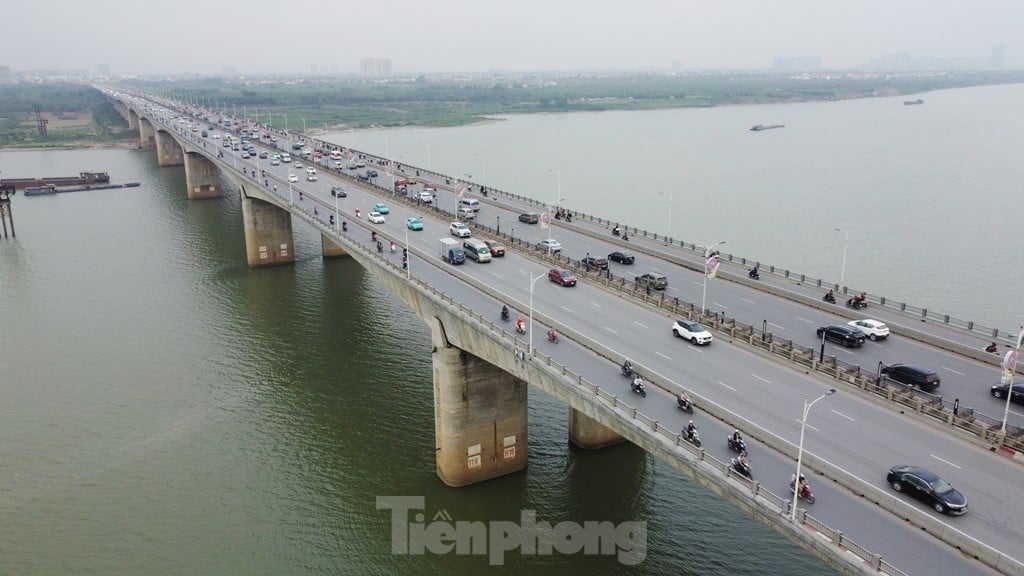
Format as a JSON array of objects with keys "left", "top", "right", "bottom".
[
  {"left": 24, "top": 182, "right": 140, "bottom": 196},
  {"left": 1, "top": 171, "right": 110, "bottom": 190},
  {"left": 750, "top": 124, "right": 785, "bottom": 131}
]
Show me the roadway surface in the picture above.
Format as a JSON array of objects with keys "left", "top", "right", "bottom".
[{"left": 125, "top": 95, "right": 1021, "bottom": 575}]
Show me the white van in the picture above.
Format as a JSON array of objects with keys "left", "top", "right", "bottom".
[
  {"left": 462, "top": 238, "right": 491, "bottom": 262},
  {"left": 460, "top": 198, "right": 481, "bottom": 211},
  {"left": 457, "top": 206, "right": 476, "bottom": 220}
]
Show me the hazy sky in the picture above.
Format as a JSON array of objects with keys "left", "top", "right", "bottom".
[{"left": 9, "top": 0, "right": 1022, "bottom": 74}]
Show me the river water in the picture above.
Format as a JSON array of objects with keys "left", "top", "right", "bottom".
[
  {"left": 4, "top": 84, "right": 1017, "bottom": 575},
  {"left": 336, "top": 83, "right": 1024, "bottom": 331}
]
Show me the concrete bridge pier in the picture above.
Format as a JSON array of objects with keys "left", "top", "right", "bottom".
[
  {"left": 239, "top": 187, "right": 294, "bottom": 267},
  {"left": 124, "top": 106, "right": 139, "bottom": 129},
  {"left": 569, "top": 409, "right": 626, "bottom": 449},
  {"left": 322, "top": 234, "right": 349, "bottom": 259},
  {"left": 184, "top": 152, "right": 220, "bottom": 200},
  {"left": 431, "top": 318, "right": 528, "bottom": 487},
  {"left": 138, "top": 117, "right": 156, "bottom": 148},
  {"left": 155, "top": 131, "right": 184, "bottom": 166}
]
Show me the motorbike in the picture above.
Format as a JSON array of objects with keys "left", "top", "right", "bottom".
[
  {"left": 790, "top": 480, "right": 816, "bottom": 504},
  {"left": 727, "top": 436, "right": 747, "bottom": 453},
  {"left": 515, "top": 320, "right": 527, "bottom": 335},
  {"left": 822, "top": 293, "right": 836, "bottom": 304},
  {"left": 621, "top": 361, "right": 635, "bottom": 378},
  {"left": 630, "top": 377, "right": 647, "bottom": 398},
  {"left": 748, "top": 268, "right": 760, "bottom": 280},
  {"left": 677, "top": 395, "right": 694, "bottom": 413},
  {"left": 845, "top": 298, "right": 868, "bottom": 310},
  {"left": 342, "top": 222, "right": 348, "bottom": 232},
  {"left": 731, "top": 457, "right": 753, "bottom": 479},
  {"left": 621, "top": 233, "right": 629, "bottom": 241},
  {"left": 547, "top": 330, "right": 559, "bottom": 343},
  {"left": 376, "top": 241, "right": 383, "bottom": 253},
  {"left": 612, "top": 227, "right": 621, "bottom": 237},
  {"left": 684, "top": 428, "right": 702, "bottom": 448},
  {"left": 500, "top": 308, "right": 510, "bottom": 322}
]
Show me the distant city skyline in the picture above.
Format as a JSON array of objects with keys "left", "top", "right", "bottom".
[{"left": 3, "top": 0, "right": 1022, "bottom": 74}]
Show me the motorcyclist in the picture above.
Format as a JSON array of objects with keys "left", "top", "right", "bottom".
[
  {"left": 501, "top": 305, "right": 510, "bottom": 321},
  {"left": 732, "top": 429, "right": 743, "bottom": 447},
  {"left": 371, "top": 231, "right": 377, "bottom": 242},
  {"left": 612, "top": 225, "right": 621, "bottom": 236},
  {"left": 622, "top": 360, "right": 633, "bottom": 376},
  {"left": 824, "top": 289, "right": 835, "bottom": 303},
  {"left": 686, "top": 420, "right": 697, "bottom": 440},
  {"left": 749, "top": 264, "right": 760, "bottom": 279},
  {"left": 986, "top": 341, "right": 998, "bottom": 353},
  {"left": 791, "top": 473, "right": 808, "bottom": 495},
  {"left": 515, "top": 316, "right": 526, "bottom": 333},
  {"left": 855, "top": 291, "right": 866, "bottom": 304},
  {"left": 678, "top": 391, "right": 691, "bottom": 408},
  {"left": 547, "top": 328, "right": 559, "bottom": 342},
  {"left": 632, "top": 375, "right": 644, "bottom": 390}
]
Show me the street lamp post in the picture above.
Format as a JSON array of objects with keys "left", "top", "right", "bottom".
[
  {"left": 659, "top": 191, "right": 673, "bottom": 244},
  {"left": 283, "top": 114, "right": 288, "bottom": 132},
  {"left": 791, "top": 388, "right": 836, "bottom": 521},
  {"left": 528, "top": 272, "right": 546, "bottom": 354},
  {"left": 334, "top": 194, "right": 340, "bottom": 232},
  {"left": 835, "top": 228, "right": 850, "bottom": 287},
  {"left": 1000, "top": 327, "right": 1024, "bottom": 435},
  {"left": 287, "top": 174, "right": 294, "bottom": 204},
  {"left": 546, "top": 168, "right": 563, "bottom": 242},
  {"left": 701, "top": 241, "right": 726, "bottom": 314}
]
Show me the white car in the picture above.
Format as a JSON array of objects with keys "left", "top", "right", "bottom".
[
  {"left": 294, "top": 162, "right": 303, "bottom": 170},
  {"left": 536, "top": 238, "right": 562, "bottom": 253},
  {"left": 847, "top": 319, "right": 890, "bottom": 341},
  {"left": 367, "top": 211, "right": 386, "bottom": 224},
  {"left": 306, "top": 174, "right": 317, "bottom": 182},
  {"left": 671, "top": 319, "right": 714, "bottom": 345},
  {"left": 306, "top": 167, "right": 316, "bottom": 175},
  {"left": 450, "top": 222, "right": 471, "bottom": 238},
  {"left": 418, "top": 191, "right": 435, "bottom": 203},
  {"left": 288, "top": 173, "right": 299, "bottom": 183}
]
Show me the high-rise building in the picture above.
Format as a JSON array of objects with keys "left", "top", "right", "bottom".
[
  {"left": 360, "top": 58, "right": 392, "bottom": 78},
  {"left": 0, "top": 65, "right": 11, "bottom": 81}
]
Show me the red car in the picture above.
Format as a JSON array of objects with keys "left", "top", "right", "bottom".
[{"left": 548, "top": 267, "right": 577, "bottom": 287}]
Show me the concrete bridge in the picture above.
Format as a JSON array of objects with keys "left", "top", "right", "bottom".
[{"left": 102, "top": 88, "right": 1024, "bottom": 576}]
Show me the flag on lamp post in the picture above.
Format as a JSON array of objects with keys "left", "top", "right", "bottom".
[
  {"left": 706, "top": 254, "right": 720, "bottom": 278},
  {"left": 455, "top": 182, "right": 467, "bottom": 197}
]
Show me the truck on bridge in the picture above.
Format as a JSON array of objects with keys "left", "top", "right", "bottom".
[{"left": 439, "top": 238, "right": 465, "bottom": 265}]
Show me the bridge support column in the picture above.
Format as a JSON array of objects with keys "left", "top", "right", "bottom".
[
  {"left": 431, "top": 318, "right": 528, "bottom": 487},
  {"left": 240, "top": 189, "right": 294, "bottom": 267},
  {"left": 322, "top": 234, "right": 349, "bottom": 258},
  {"left": 569, "top": 408, "right": 626, "bottom": 449},
  {"left": 184, "top": 152, "right": 220, "bottom": 199},
  {"left": 154, "top": 131, "right": 184, "bottom": 166},
  {"left": 126, "top": 107, "right": 139, "bottom": 129},
  {"left": 138, "top": 118, "right": 156, "bottom": 148}
]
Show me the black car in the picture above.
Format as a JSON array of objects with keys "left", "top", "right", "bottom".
[
  {"left": 991, "top": 383, "right": 1024, "bottom": 405},
  {"left": 366, "top": 169, "right": 378, "bottom": 178},
  {"left": 581, "top": 256, "right": 609, "bottom": 270},
  {"left": 816, "top": 325, "right": 866, "bottom": 348},
  {"left": 518, "top": 213, "right": 540, "bottom": 224},
  {"left": 886, "top": 465, "right": 967, "bottom": 515},
  {"left": 608, "top": 251, "right": 635, "bottom": 264},
  {"left": 880, "top": 364, "right": 940, "bottom": 391},
  {"left": 357, "top": 172, "right": 370, "bottom": 181},
  {"left": 331, "top": 186, "right": 347, "bottom": 197}
]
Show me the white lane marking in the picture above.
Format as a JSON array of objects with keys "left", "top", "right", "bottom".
[
  {"left": 796, "top": 316, "right": 814, "bottom": 324},
  {"left": 492, "top": 273, "right": 503, "bottom": 279},
  {"left": 797, "top": 420, "right": 820, "bottom": 432},
  {"left": 713, "top": 303, "right": 728, "bottom": 309},
  {"left": 605, "top": 327, "right": 618, "bottom": 335},
  {"left": 740, "top": 297, "right": 755, "bottom": 304},
  {"left": 942, "top": 366, "right": 966, "bottom": 376},
  {"left": 768, "top": 322, "right": 786, "bottom": 330},
  {"left": 929, "top": 454, "right": 962, "bottom": 470},
  {"left": 753, "top": 374, "right": 771, "bottom": 384},
  {"left": 691, "top": 280, "right": 703, "bottom": 287},
  {"left": 561, "top": 306, "right": 573, "bottom": 313},
  {"left": 1011, "top": 409, "right": 1024, "bottom": 418},
  {"left": 634, "top": 321, "right": 648, "bottom": 329},
  {"left": 668, "top": 286, "right": 680, "bottom": 292},
  {"left": 656, "top": 351, "right": 672, "bottom": 360},
  {"left": 719, "top": 381, "right": 738, "bottom": 392},
  {"left": 830, "top": 409, "right": 855, "bottom": 421},
  {"left": 589, "top": 301, "right": 602, "bottom": 308}
]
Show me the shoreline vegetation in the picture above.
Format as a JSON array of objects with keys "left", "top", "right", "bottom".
[{"left": 2, "top": 71, "right": 1022, "bottom": 151}]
